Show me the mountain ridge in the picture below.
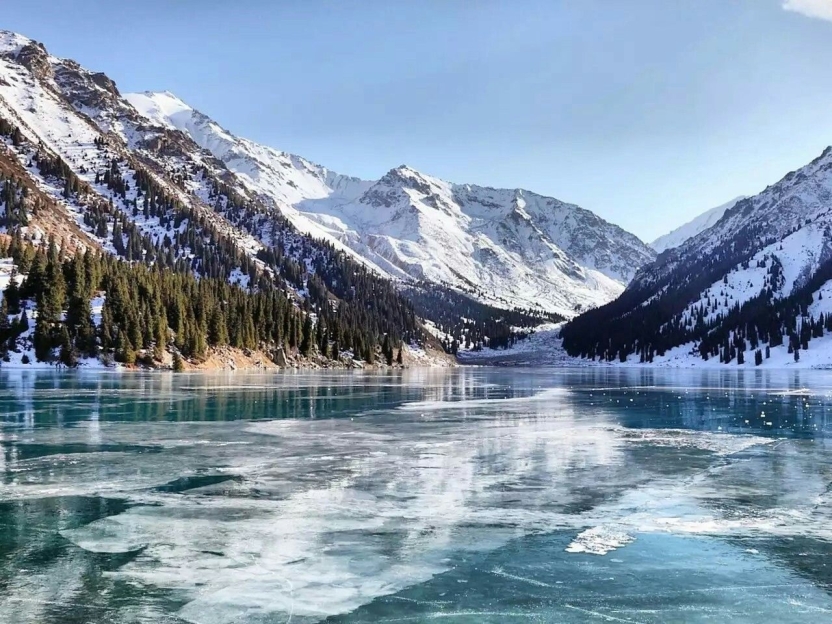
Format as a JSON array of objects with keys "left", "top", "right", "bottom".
[
  {"left": 650, "top": 196, "right": 747, "bottom": 254},
  {"left": 125, "top": 89, "right": 655, "bottom": 317}
]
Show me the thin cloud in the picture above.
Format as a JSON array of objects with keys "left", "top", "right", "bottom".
[{"left": 783, "top": 0, "right": 832, "bottom": 21}]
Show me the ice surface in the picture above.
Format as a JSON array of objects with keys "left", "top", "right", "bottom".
[{"left": 3, "top": 368, "right": 832, "bottom": 622}]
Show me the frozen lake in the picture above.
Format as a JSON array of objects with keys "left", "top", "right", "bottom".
[{"left": 2, "top": 368, "right": 832, "bottom": 622}]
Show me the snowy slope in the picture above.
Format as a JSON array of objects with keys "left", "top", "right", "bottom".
[
  {"left": 298, "top": 165, "right": 650, "bottom": 315},
  {"left": 125, "top": 91, "right": 655, "bottom": 316},
  {"left": 562, "top": 141, "right": 832, "bottom": 367},
  {"left": 650, "top": 196, "right": 746, "bottom": 254},
  {"left": 124, "top": 91, "right": 382, "bottom": 270},
  {"left": 0, "top": 31, "right": 306, "bottom": 297},
  {"left": 635, "top": 147, "right": 832, "bottom": 295}
]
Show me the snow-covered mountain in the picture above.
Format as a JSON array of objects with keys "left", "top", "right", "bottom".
[
  {"left": 562, "top": 146, "right": 832, "bottom": 367},
  {"left": 124, "top": 91, "right": 377, "bottom": 262},
  {"left": 0, "top": 27, "right": 656, "bottom": 339},
  {"left": 0, "top": 30, "right": 428, "bottom": 359},
  {"left": 125, "top": 90, "right": 655, "bottom": 316},
  {"left": 0, "top": 32, "right": 271, "bottom": 277},
  {"left": 650, "top": 196, "right": 746, "bottom": 254}
]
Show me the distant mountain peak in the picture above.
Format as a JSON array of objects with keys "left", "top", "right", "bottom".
[
  {"left": 650, "top": 196, "right": 747, "bottom": 253},
  {"left": 377, "top": 164, "right": 444, "bottom": 195},
  {"left": 125, "top": 90, "right": 196, "bottom": 128},
  {"left": 0, "top": 31, "right": 36, "bottom": 57}
]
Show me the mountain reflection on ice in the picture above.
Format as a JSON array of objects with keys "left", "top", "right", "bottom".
[{"left": 1, "top": 368, "right": 832, "bottom": 623}]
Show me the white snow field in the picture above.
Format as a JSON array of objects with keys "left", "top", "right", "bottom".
[{"left": 651, "top": 196, "right": 746, "bottom": 253}]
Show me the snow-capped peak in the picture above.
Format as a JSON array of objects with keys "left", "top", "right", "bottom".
[
  {"left": 0, "top": 31, "right": 35, "bottom": 57},
  {"left": 651, "top": 196, "right": 747, "bottom": 253},
  {"left": 376, "top": 164, "right": 450, "bottom": 197},
  {"left": 124, "top": 90, "right": 193, "bottom": 129},
  {"left": 388, "top": 164, "right": 426, "bottom": 178}
]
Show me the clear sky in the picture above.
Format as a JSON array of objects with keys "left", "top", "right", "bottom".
[{"left": 4, "top": 0, "right": 832, "bottom": 241}]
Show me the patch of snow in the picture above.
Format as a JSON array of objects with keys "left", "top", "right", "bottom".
[{"left": 565, "top": 526, "right": 635, "bottom": 555}]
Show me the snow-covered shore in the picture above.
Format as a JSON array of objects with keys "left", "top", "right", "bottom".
[{"left": 458, "top": 323, "right": 832, "bottom": 369}]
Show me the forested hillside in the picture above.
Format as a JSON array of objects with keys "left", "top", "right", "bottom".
[
  {"left": 0, "top": 234, "right": 411, "bottom": 368},
  {"left": 403, "top": 283, "right": 563, "bottom": 353},
  {"left": 561, "top": 145, "right": 832, "bottom": 367}
]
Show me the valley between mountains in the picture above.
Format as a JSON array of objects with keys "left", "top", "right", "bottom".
[{"left": 0, "top": 30, "right": 831, "bottom": 369}]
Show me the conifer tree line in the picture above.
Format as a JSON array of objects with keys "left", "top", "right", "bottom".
[
  {"left": 0, "top": 174, "right": 30, "bottom": 229},
  {"left": 0, "top": 233, "right": 408, "bottom": 367},
  {"left": 562, "top": 224, "right": 832, "bottom": 364}
]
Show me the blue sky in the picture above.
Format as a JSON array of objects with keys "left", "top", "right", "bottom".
[{"left": 5, "top": 0, "right": 832, "bottom": 241}]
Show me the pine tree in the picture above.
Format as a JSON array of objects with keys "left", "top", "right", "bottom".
[
  {"left": 315, "top": 318, "right": 325, "bottom": 353},
  {"left": 382, "top": 334, "right": 392, "bottom": 366},
  {"left": 4, "top": 271, "right": 20, "bottom": 314},
  {"left": 23, "top": 251, "right": 46, "bottom": 300},
  {"left": 208, "top": 307, "right": 228, "bottom": 345},
  {"left": 300, "top": 315, "right": 314, "bottom": 356},
  {"left": 65, "top": 255, "right": 97, "bottom": 358},
  {"left": 100, "top": 304, "right": 114, "bottom": 351},
  {"left": 116, "top": 330, "right": 136, "bottom": 365},
  {"left": 33, "top": 316, "right": 52, "bottom": 362},
  {"left": 154, "top": 317, "right": 168, "bottom": 360},
  {"left": 0, "top": 299, "right": 8, "bottom": 359},
  {"left": 58, "top": 325, "right": 77, "bottom": 367},
  {"left": 319, "top": 329, "right": 328, "bottom": 359},
  {"left": 38, "top": 244, "right": 66, "bottom": 325},
  {"left": 396, "top": 346, "right": 403, "bottom": 365}
]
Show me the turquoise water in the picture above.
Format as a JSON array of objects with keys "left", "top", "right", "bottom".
[{"left": 2, "top": 368, "right": 832, "bottom": 622}]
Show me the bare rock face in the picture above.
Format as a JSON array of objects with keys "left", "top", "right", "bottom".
[
  {"left": 52, "top": 60, "right": 132, "bottom": 129},
  {"left": 90, "top": 71, "right": 119, "bottom": 95},
  {"left": 273, "top": 347, "right": 288, "bottom": 367},
  {"left": 14, "top": 41, "right": 52, "bottom": 80}
]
